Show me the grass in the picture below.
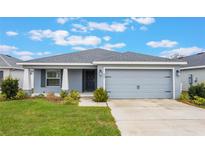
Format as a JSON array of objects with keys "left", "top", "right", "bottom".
[{"left": 0, "top": 98, "right": 120, "bottom": 136}]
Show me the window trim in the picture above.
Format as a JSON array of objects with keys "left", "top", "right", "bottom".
[{"left": 46, "top": 69, "right": 61, "bottom": 87}]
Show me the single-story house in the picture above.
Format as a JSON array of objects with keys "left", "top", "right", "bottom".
[
  {"left": 18, "top": 48, "right": 186, "bottom": 99},
  {"left": 0, "top": 54, "right": 24, "bottom": 88},
  {"left": 180, "top": 52, "right": 205, "bottom": 91}
]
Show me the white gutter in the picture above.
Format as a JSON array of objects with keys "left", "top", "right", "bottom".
[
  {"left": 181, "top": 65, "right": 205, "bottom": 70},
  {"left": 17, "top": 63, "right": 94, "bottom": 66},
  {"left": 92, "top": 61, "right": 187, "bottom": 65},
  {"left": 17, "top": 61, "right": 187, "bottom": 66},
  {"left": 0, "top": 67, "right": 24, "bottom": 70}
]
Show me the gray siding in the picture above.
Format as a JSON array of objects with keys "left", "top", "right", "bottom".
[
  {"left": 34, "top": 69, "right": 61, "bottom": 93},
  {"left": 68, "top": 69, "right": 82, "bottom": 92},
  {"left": 33, "top": 69, "right": 83, "bottom": 93},
  {"left": 0, "top": 69, "right": 23, "bottom": 88},
  {"left": 181, "top": 68, "right": 205, "bottom": 91}
]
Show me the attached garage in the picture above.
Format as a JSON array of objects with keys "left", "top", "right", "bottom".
[{"left": 105, "top": 69, "right": 173, "bottom": 99}]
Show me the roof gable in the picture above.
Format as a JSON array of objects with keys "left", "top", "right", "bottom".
[
  {"left": 180, "top": 52, "right": 205, "bottom": 67},
  {"left": 0, "top": 54, "right": 22, "bottom": 69}
]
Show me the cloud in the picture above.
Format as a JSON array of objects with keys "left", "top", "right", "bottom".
[
  {"left": 29, "top": 29, "right": 70, "bottom": 45},
  {"left": 160, "top": 46, "right": 205, "bottom": 58},
  {"left": 103, "top": 43, "right": 126, "bottom": 50},
  {"left": 37, "top": 52, "right": 51, "bottom": 56},
  {"left": 29, "top": 29, "right": 101, "bottom": 46},
  {"left": 71, "top": 21, "right": 127, "bottom": 33},
  {"left": 72, "top": 46, "right": 87, "bottom": 51},
  {"left": 0, "top": 45, "right": 18, "bottom": 54},
  {"left": 131, "top": 17, "right": 155, "bottom": 25},
  {"left": 146, "top": 40, "right": 178, "bottom": 48},
  {"left": 20, "top": 55, "right": 33, "bottom": 61},
  {"left": 103, "top": 36, "right": 111, "bottom": 41},
  {"left": 29, "top": 29, "right": 69, "bottom": 42},
  {"left": 88, "top": 22, "right": 127, "bottom": 32},
  {"left": 14, "top": 51, "right": 33, "bottom": 56},
  {"left": 56, "top": 17, "right": 68, "bottom": 24},
  {"left": 6, "top": 31, "right": 18, "bottom": 36},
  {"left": 71, "top": 24, "right": 88, "bottom": 32},
  {"left": 139, "top": 26, "right": 148, "bottom": 31},
  {"left": 66, "top": 36, "right": 101, "bottom": 46},
  {"left": 57, "top": 17, "right": 80, "bottom": 25}
]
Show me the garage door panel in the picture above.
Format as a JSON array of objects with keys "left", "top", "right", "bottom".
[{"left": 105, "top": 69, "right": 172, "bottom": 99}]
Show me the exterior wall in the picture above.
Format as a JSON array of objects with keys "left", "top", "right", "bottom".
[
  {"left": 10, "top": 69, "right": 24, "bottom": 88},
  {"left": 181, "top": 68, "right": 205, "bottom": 91},
  {"left": 97, "top": 64, "right": 181, "bottom": 99},
  {"left": 33, "top": 69, "right": 83, "bottom": 93},
  {"left": 68, "top": 69, "right": 82, "bottom": 92},
  {"left": 0, "top": 68, "right": 24, "bottom": 88},
  {"left": 34, "top": 69, "right": 61, "bottom": 93}
]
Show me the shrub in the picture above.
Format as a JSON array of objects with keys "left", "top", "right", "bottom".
[
  {"left": 60, "top": 90, "right": 68, "bottom": 98},
  {"left": 93, "top": 88, "right": 108, "bottom": 102},
  {"left": 1, "top": 77, "right": 19, "bottom": 99},
  {"left": 188, "top": 83, "right": 205, "bottom": 99},
  {"left": 179, "top": 91, "right": 189, "bottom": 101},
  {"left": 193, "top": 96, "right": 205, "bottom": 105},
  {"left": 0, "top": 93, "right": 7, "bottom": 102},
  {"left": 46, "top": 92, "right": 62, "bottom": 103},
  {"left": 36, "top": 94, "right": 45, "bottom": 98},
  {"left": 15, "top": 89, "right": 27, "bottom": 100},
  {"left": 69, "top": 90, "right": 80, "bottom": 101},
  {"left": 64, "top": 95, "right": 79, "bottom": 105}
]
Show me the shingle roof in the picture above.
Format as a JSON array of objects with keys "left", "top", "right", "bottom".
[
  {"left": 179, "top": 52, "right": 205, "bottom": 67},
  {"left": 25, "top": 48, "right": 182, "bottom": 63},
  {"left": 26, "top": 48, "right": 121, "bottom": 63},
  {"left": 97, "top": 51, "right": 183, "bottom": 62},
  {"left": 0, "top": 54, "right": 22, "bottom": 69}
]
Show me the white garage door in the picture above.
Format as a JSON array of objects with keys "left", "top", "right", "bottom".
[{"left": 105, "top": 69, "right": 173, "bottom": 99}]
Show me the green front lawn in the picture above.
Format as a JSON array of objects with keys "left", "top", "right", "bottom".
[{"left": 0, "top": 99, "right": 120, "bottom": 136}]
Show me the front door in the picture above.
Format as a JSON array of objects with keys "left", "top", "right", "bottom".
[{"left": 83, "top": 70, "right": 96, "bottom": 92}]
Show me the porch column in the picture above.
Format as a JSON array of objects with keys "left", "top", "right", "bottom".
[
  {"left": 62, "top": 68, "right": 69, "bottom": 91},
  {"left": 23, "top": 68, "right": 31, "bottom": 91}
]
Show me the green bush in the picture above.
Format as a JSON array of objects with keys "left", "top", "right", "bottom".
[
  {"left": 193, "top": 96, "right": 205, "bottom": 105},
  {"left": 179, "top": 91, "right": 189, "bottom": 101},
  {"left": 36, "top": 94, "right": 45, "bottom": 98},
  {"left": 1, "top": 77, "right": 19, "bottom": 99},
  {"left": 93, "top": 88, "right": 108, "bottom": 102},
  {"left": 0, "top": 93, "right": 7, "bottom": 102},
  {"left": 60, "top": 90, "right": 68, "bottom": 98},
  {"left": 188, "top": 83, "right": 205, "bottom": 99},
  {"left": 69, "top": 90, "right": 80, "bottom": 101},
  {"left": 15, "top": 89, "right": 27, "bottom": 100},
  {"left": 64, "top": 95, "right": 79, "bottom": 105}
]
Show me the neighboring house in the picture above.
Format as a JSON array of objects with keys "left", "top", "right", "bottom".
[
  {"left": 180, "top": 52, "right": 205, "bottom": 91},
  {"left": 18, "top": 48, "right": 186, "bottom": 99},
  {"left": 0, "top": 54, "right": 24, "bottom": 88}
]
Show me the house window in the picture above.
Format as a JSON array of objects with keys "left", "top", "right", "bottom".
[
  {"left": 46, "top": 70, "right": 61, "bottom": 86},
  {"left": 188, "top": 74, "right": 193, "bottom": 85}
]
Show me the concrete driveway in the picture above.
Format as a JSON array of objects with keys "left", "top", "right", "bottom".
[{"left": 108, "top": 99, "right": 205, "bottom": 136}]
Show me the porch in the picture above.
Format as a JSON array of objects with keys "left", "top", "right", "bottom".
[{"left": 23, "top": 68, "right": 98, "bottom": 94}]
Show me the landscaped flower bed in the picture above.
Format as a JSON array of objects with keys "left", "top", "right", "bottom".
[{"left": 179, "top": 83, "right": 205, "bottom": 108}]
